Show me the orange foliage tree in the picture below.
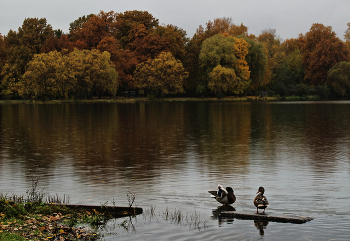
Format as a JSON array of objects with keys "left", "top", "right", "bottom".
[
  {"left": 113, "top": 10, "right": 159, "bottom": 48},
  {"left": 69, "top": 11, "right": 116, "bottom": 49},
  {"left": 154, "top": 25, "right": 187, "bottom": 61},
  {"left": 282, "top": 38, "right": 302, "bottom": 55},
  {"left": 70, "top": 10, "right": 181, "bottom": 90},
  {"left": 308, "top": 38, "right": 350, "bottom": 85},
  {"left": 40, "top": 35, "right": 74, "bottom": 53},
  {"left": 300, "top": 23, "right": 350, "bottom": 85},
  {"left": 127, "top": 23, "right": 170, "bottom": 63},
  {"left": 212, "top": 17, "right": 251, "bottom": 37},
  {"left": 97, "top": 36, "right": 138, "bottom": 89}
]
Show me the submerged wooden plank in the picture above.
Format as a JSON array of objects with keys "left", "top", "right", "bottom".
[
  {"left": 219, "top": 211, "right": 313, "bottom": 224},
  {"left": 49, "top": 204, "right": 143, "bottom": 218}
]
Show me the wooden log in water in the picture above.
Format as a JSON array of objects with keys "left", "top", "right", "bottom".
[
  {"left": 49, "top": 204, "right": 143, "bottom": 218},
  {"left": 219, "top": 211, "right": 313, "bottom": 224}
]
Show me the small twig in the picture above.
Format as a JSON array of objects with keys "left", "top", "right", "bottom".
[{"left": 26, "top": 167, "right": 44, "bottom": 202}]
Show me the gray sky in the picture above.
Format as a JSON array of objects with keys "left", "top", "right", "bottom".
[{"left": 1, "top": 0, "right": 349, "bottom": 40}]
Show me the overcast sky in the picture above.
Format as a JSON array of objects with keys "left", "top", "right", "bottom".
[{"left": 1, "top": 0, "right": 349, "bottom": 41}]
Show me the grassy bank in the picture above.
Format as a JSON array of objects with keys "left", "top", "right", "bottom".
[
  {"left": 0, "top": 197, "right": 111, "bottom": 240},
  {"left": 0, "top": 172, "right": 139, "bottom": 240}
]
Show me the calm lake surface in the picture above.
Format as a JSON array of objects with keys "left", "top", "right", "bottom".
[{"left": 1, "top": 101, "right": 349, "bottom": 240}]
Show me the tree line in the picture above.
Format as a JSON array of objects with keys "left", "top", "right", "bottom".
[{"left": 1, "top": 10, "right": 350, "bottom": 100}]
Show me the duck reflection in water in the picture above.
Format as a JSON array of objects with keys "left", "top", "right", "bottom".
[
  {"left": 254, "top": 220, "right": 269, "bottom": 235},
  {"left": 212, "top": 205, "right": 236, "bottom": 217},
  {"left": 212, "top": 205, "right": 236, "bottom": 225}
]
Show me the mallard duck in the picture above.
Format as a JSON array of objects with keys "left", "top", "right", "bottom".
[
  {"left": 254, "top": 186, "right": 269, "bottom": 213},
  {"left": 208, "top": 184, "right": 236, "bottom": 205}
]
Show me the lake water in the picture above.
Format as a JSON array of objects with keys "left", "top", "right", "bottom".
[{"left": 0, "top": 101, "right": 349, "bottom": 240}]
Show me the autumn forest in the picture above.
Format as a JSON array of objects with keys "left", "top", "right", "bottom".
[{"left": 1, "top": 10, "right": 350, "bottom": 100}]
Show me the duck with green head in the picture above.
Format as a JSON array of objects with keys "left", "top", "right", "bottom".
[
  {"left": 254, "top": 186, "right": 269, "bottom": 213},
  {"left": 208, "top": 184, "right": 236, "bottom": 205}
]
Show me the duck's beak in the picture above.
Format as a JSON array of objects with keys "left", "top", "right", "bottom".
[{"left": 256, "top": 191, "right": 260, "bottom": 194}]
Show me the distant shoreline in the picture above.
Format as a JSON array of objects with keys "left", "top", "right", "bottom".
[{"left": 0, "top": 95, "right": 324, "bottom": 104}]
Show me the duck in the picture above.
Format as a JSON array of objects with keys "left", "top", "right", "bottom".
[
  {"left": 254, "top": 186, "right": 269, "bottom": 213},
  {"left": 208, "top": 184, "right": 236, "bottom": 205}
]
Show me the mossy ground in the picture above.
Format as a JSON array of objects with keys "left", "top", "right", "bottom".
[{"left": 0, "top": 199, "right": 113, "bottom": 240}]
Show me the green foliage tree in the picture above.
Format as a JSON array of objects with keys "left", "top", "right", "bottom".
[
  {"left": 284, "top": 49, "right": 304, "bottom": 83},
  {"left": 345, "top": 22, "right": 350, "bottom": 41},
  {"left": 17, "top": 18, "right": 54, "bottom": 54},
  {"left": 327, "top": 61, "right": 350, "bottom": 97},
  {"left": 239, "top": 36, "right": 267, "bottom": 91},
  {"left": 199, "top": 34, "right": 237, "bottom": 75},
  {"left": 344, "top": 22, "right": 350, "bottom": 50},
  {"left": 69, "top": 14, "right": 94, "bottom": 33},
  {"left": 315, "top": 84, "right": 331, "bottom": 99},
  {"left": 271, "top": 49, "right": 305, "bottom": 95},
  {"left": 133, "top": 51, "right": 188, "bottom": 96},
  {"left": 268, "top": 38, "right": 306, "bottom": 97},
  {"left": 257, "top": 29, "right": 285, "bottom": 89},
  {"left": 54, "top": 29, "right": 63, "bottom": 38},
  {"left": 183, "top": 34, "right": 202, "bottom": 92}
]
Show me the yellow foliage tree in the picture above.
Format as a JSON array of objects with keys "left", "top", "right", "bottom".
[
  {"left": 22, "top": 50, "right": 65, "bottom": 98},
  {"left": 232, "top": 37, "right": 250, "bottom": 80},
  {"left": 208, "top": 65, "right": 239, "bottom": 94},
  {"left": 133, "top": 51, "right": 188, "bottom": 96},
  {"left": 67, "top": 49, "right": 119, "bottom": 98},
  {"left": 22, "top": 49, "right": 118, "bottom": 99}
]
